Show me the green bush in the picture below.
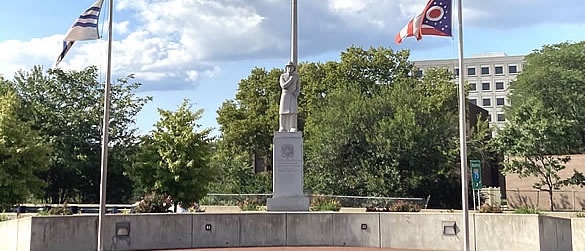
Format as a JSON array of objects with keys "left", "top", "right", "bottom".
[
  {"left": 479, "top": 203, "right": 503, "bottom": 213},
  {"left": 310, "top": 196, "right": 341, "bottom": 211},
  {"left": 514, "top": 205, "right": 541, "bottom": 214},
  {"left": 133, "top": 192, "right": 172, "bottom": 213},
  {"left": 48, "top": 207, "right": 71, "bottom": 215},
  {"left": 0, "top": 211, "right": 9, "bottom": 222},
  {"left": 389, "top": 200, "right": 421, "bottom": 212},
  {"left": 238, "top": 198, "right": 263, "bottom": 211},
  {"left": 575, "top": 211, "right": 585, "bottom": 218}
]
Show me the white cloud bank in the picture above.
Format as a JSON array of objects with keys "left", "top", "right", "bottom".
[{"left": 1, "top": 0, "right": 582, "bottom": 90}]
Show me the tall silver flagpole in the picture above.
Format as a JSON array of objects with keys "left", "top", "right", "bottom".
[
  {"left": 97, "top": 0, "right": 114, "bottom": 250},
  {"left": 291, "top": 0, "right": 298, "bottom": 65},
  {"left": 456, "top": 0, "right": 470, "bottom": 250}
]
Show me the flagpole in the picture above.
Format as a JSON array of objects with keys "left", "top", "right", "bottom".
[
  {"left": 97, "top": 0, "right": 113, "bottom": 250},
  {"left": 291, "top": 0, "right": 298, "bottom": 65},
  {"left": 456, "top": 0, "right": 470, "bottom": 250}
]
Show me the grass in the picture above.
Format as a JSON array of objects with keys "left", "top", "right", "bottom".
[{"left": 513, "top": 205, "right": 541, "bottom": 214}]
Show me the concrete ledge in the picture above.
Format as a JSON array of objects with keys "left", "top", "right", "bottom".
[{"left": 1, "top": 212, "right": 580, "bottom": 251}]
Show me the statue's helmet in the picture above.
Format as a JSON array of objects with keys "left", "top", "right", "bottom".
[{"left": 285, "top": 61, "right": 295, "bottom": 70}]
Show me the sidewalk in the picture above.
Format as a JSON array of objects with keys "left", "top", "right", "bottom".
[{"left": 160, "top": 247, "right": 430, "bottom": 251}]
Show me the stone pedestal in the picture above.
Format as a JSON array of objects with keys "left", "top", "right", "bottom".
[{"left": 267, "top": 132, "right": 309, "bottom": 211}]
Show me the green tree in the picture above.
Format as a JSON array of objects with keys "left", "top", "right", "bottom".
[
  {"left": 495, "top": 98, "right": 584, "bottom": 211},
  {"left": 9, "top": 66, "right": 150, "bottom": 203},
  {"left": 304, "top": 65, "right": 461, "bottom": 208},
  {"left": 128, "top": 99, "right": 215, "bottom": 211},
  {"left": 216, "top": 68, "right": 281, "bottom": 169},
  {"left": 509, "top": 41, "right": 585, "bottom": 148},
  {"left": 0, "top": 91, "right": 51, "bottom": 209}
]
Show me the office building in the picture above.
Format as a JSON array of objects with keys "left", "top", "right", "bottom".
[{"left": 412, "top": 52, "right": 525, "bottom": 128}]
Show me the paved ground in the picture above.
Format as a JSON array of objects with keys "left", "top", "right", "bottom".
[{"left": 160, "top": 247, "right": 429, "bottom": 251}]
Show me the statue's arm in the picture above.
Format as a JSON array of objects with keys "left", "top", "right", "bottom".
[
  {"left": 280, "top": 74, "right": 295, "bottom": 89},
  {"left": 294, "top": 77, "right": 301, "bottom": 96}
]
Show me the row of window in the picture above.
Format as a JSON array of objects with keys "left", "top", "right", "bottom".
[
  {"left": 469, "top": 81, "right": 506, "bottom": 91},
  {"left": 455, "top": 65, "right": 519, "bottom": 76},
  {"left": 469, "top": 97, "right": 506, "bottom": 107},
  {"left": 487, "top": 113, "right": 506, "bottom": 122}
]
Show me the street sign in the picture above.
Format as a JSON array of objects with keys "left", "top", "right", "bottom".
[{"left": 470, "top": 160, "right": 482, "bottom": 190}]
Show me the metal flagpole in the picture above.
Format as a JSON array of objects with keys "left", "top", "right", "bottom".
[
  {"left": 456, "top": 0, "right": 470, "bottom": 250},
  {"left": 97, "top": 0, "right": 114, "bottom": 250},
  {"left": 291, "top": 0, "right": 298, "bottom": 65}
]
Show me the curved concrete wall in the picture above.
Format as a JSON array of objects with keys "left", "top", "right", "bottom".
[{"left": 0, "top": 212, "right": 579, "bottom": 251}]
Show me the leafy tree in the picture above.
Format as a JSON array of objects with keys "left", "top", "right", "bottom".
[
  {"left": 495, "top": 98, "right": 585, "bottom": 211},
  {"left": 304, "top": 65, "right": 461, "bottom": 208},
  {"left": 215, "top": 46, "right": 465, "bottom": 208},
  {"left": 9, "top": 66, "right": 151, "bottom": 203},
  {"left": 208, "top": 146, "right": 272, "bottom": 194},
  {"left": 128, "top": 99, "right": 215, "bottom": 212},
  {"left": 0, "top": 91, "right": 51, "bottom": 209},
  {"left": 509, "top": 41, "right": 585, "bottom": 148},
  {"left": 216, "top": 68, "right": 281, "bottom": 169}
]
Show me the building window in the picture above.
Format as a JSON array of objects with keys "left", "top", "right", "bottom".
[
  {"left": 495, "top": 66, "right": 503, "bottom": 74},
  {"left": 509, "top": 65, "right": 518, "bottom": 74},
  {"left": 497, "top": 98, "right": 505, "bottom": 106},
  {"left": 481, "top": 66, "right": 490, "bottom": 75},
  {"left": 482, "top": 82, "right": 490, "bottom": 91},
  {"left": 467, "top": 67, "right": 476, "bottom": 76},
  {"left": 454, "top": 68, "right": 459, "bottom": 76},
  {"left": 469, "top": 99, "right": 476, "bottom": 105},
  {"left": 497, "top": 114, "right": 505, "bottom": 121},
  {"left": 469, "top": 83, "right": 477, "bottom": 91},
  {"left": 483, "top": 98, "right": 491, "bottom": 106},
  {"left": 496, "top": 82, "right": 505, "bottom": 90}
]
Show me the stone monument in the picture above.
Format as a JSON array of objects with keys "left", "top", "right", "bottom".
[{"left": 267, "top": 0, "right": 309, "bottom": 211}]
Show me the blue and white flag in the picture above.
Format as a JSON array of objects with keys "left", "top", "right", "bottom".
[{"left": 55, "top": 0, "right": 105, "bottom": 66}]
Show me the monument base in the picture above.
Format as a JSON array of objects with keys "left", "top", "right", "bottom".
[
  {"left": 267, "top": 131, "right": 309, "bottom": 211},
  {"left": 267, "top": 196, "right": 309, "bottom": 211}
]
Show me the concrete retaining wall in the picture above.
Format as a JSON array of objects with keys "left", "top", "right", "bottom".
[
  {"left": 0, "top": 217, "right": 32, "bottom": 251},
  {"left": 571, "top": 218, "right": 585, "bottom": 251},
  {"left": 474, "top": 214, "right": 540, "bottom": 251},
  {"left": 380, "top": 213, "right": 463, "bottom": 251},
  {"left": 0, "top": 213, "right": 581, "bottom": 251},
  {"left": 539, "top": 215, "right": 572, "bottom": 251}
]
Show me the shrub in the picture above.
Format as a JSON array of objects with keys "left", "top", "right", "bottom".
[
  {"left": 479, "top": 203, "right": 503, "bottom": 213},
  {"left": 133, "top": 192, "right": 172, "bottom": 213},
  {"left": 0, "top": 211, "right": 9, "bottom": 222},
  {"left": 576, "top": 211, "right": 585, "bottom": 218},
  {"left": 238, "top": 198, "right": 263, "bottom": 211},
  {"left": 389, "top": 200, "right": 421, "bottom": 212},
  {"left": 48, "top": 207, "right": 71, "bottom": 215},
  {"left": 365, "top": 200, "right": 422, "bottom": 212},
  {"left": 514, "top": 205, "right": 541, "bottom": 214},
  {"left": 310, "top": 196, "right": 341, "bottom": 211}
]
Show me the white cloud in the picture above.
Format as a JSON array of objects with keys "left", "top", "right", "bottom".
[
  {"left": 185, "top": 70, "right": 199, "bottom": 82},
  {"left": 1, "top": 0, "right": 583, "bottom": 90}
]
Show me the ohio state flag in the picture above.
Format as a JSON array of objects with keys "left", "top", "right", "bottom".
[{"left": 395, "top": 0, "right": 452, "bottom": 44}]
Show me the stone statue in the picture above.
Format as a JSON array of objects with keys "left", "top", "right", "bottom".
[{"left": 279, "top": 62, "right": 300, "bottom": 132}]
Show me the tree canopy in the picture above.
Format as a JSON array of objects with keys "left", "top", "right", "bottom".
[
  {"left": 128, "top": 99, "right": 215, "bottom": 210},
  {"left": 215, "top": 46, "right": 464, "bottom": 208},
  {"left": 0, "top": 90, "right": 51, "bottom": 209},
  {"left": 7, "top": 66, "right": 151, "bottom": 203},
  {"left": 495, "top": 41, "right": 585, "bottom": 210}
]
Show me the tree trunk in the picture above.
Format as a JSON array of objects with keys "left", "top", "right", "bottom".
[{"left": 549, "top": 190, "right": 554, "bottom": 211}]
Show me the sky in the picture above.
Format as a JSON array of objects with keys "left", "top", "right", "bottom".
[{"left": 1, "top": 0, "right": 584, "bottom": 136}]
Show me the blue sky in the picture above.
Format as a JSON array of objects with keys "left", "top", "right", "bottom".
[{"left": 1, "top": 0, "right": 584, "bottom": 136}]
